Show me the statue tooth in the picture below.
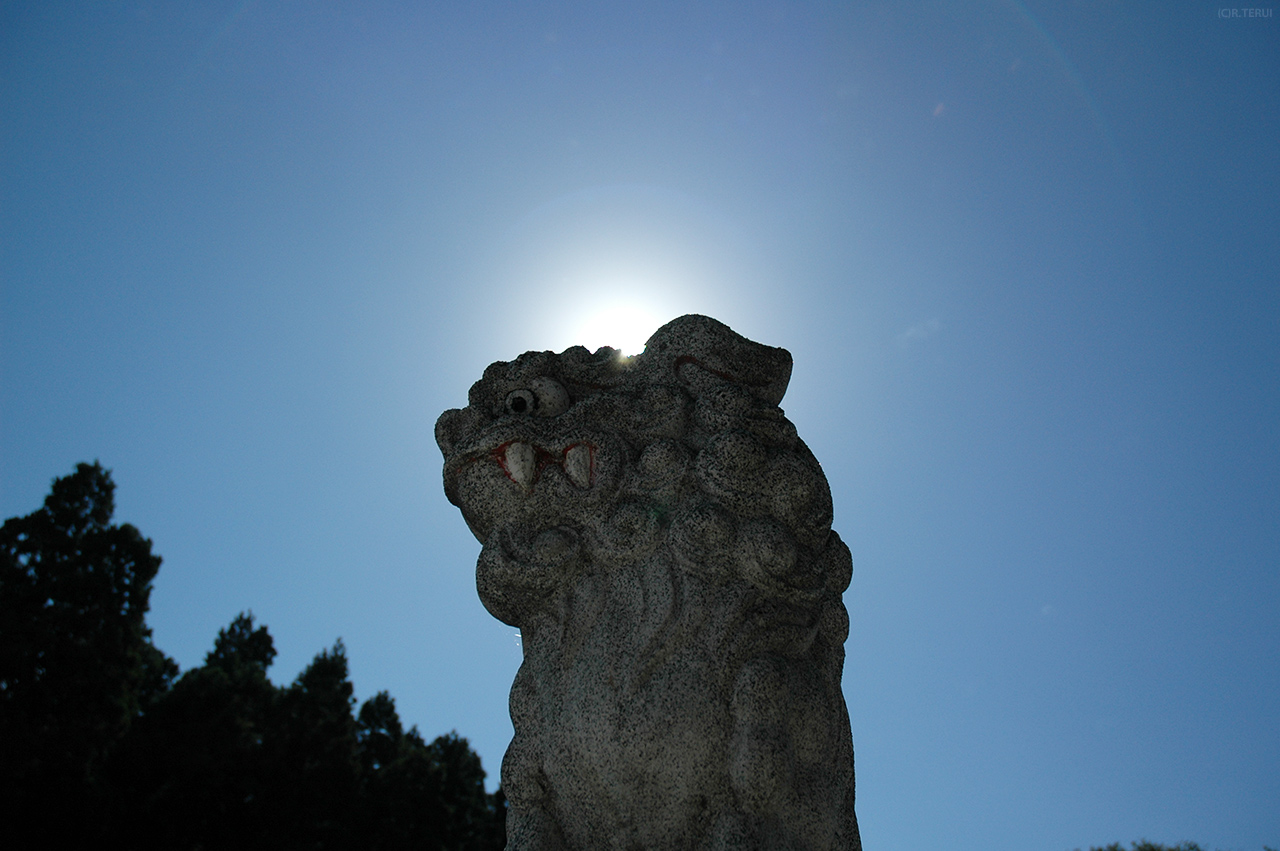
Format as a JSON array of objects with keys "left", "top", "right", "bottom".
[
  {"left": 504, "top": 442, "right": 537, "bottom": 490},
  {"left": 564, "top": 443, "right": 591, "bottom": 488}
]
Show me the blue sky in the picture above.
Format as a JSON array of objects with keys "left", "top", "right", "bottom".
[{"left": 2, "top": 2, "right": 1276, "bottom": 849}]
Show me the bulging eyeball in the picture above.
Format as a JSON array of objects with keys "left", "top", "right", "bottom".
[
  {"left": 504, "top": 377, "right": 571, "bottom": 417},
  {"left": 529, "top": 377, "right": 570, "bottom": 416}
]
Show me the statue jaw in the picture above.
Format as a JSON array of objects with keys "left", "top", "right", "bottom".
[
  {"left": 441, "top": 422, "right": 627, "bottom": 547},
  {"left": 474, "top": 524, "right": 583, "bottom": 627}
]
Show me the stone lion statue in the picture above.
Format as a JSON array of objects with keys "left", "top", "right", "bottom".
[{"left": 436, "top": 315, "right": 861, "bottom": 850}]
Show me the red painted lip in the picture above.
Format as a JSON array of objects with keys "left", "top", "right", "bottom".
[{"left": 491, "top": 440, "right": 595, "bottom": 490}]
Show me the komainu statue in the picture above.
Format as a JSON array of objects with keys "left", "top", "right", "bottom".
[{"left": 436, "top": 315, "right": 861, "bottom": 850}]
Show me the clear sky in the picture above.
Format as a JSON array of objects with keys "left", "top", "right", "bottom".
[{"left": 2, "top": 2, "right": 1276, "bottom": 849}]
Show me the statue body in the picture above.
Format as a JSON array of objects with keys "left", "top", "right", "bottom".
[{"left": 437, "top": 315, "right": 861, "bottom": 850}]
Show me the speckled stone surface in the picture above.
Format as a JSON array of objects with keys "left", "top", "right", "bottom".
[{"left": 437, "top": 315, "right": 861, "bottom": 851}]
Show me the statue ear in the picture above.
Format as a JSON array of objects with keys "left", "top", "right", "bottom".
[{"left": 641, "top": 315, "right": 792, "bottom": 406}]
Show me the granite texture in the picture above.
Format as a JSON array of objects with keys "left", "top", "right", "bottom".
[{"left": 437, "top": 315, "right": 861, "bottom": 850}]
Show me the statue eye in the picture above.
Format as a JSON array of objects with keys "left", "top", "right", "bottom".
[
  {"left": 505, "top": 389, "right": 536, "bottom": 415},
  {"left": 528, "top": 377, "right": 570, "bottom": 417},
  {"left": 503, "top": 378, "right": 570, "bottom": 418}
]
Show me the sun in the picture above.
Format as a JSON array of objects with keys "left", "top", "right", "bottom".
[
  {"left": 487, "top": 184, "right": 748, "bottom": 358},
  {"left": 573, "top": 302, "right": 666, "bottom": 356}
]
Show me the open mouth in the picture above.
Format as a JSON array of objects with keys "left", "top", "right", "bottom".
[{"left": 492, "top": 440, "right": 595, "bottom": 491}]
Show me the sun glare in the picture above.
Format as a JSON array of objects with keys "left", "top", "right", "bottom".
[
  {"left": 574, "top": 302, "right": 665, "bottom": 355},
  {"left": 488, "top": 184, "right": 750, "bottom": 356}
]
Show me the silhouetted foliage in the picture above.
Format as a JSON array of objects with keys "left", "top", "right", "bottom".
[
  {"left": 1080, "top": 839, "right": 1198, "bottom": 844},
  {"left": 3, "top": 464, "right": 506, "bottom": 848},
  {"left": 108, "top": 620, "right": 506, "bottom": 849},
  {"left": 356, "top": 695, "right": 504, "bottom": 851},
  {"left": 264, "top": 640, "right": 364, "bottom": 847},
  {"left": 1076, "top": 842, "right": 1277, "bottom": 851},
  {"left": 103, "top": 612, "right": 283, "bottom": 846},
  {"left": 0, "top": 462, "right": 176, "bottom": 841}
]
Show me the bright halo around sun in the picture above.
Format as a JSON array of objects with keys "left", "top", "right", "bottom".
[
  {"left": 574, "top": 301, "right": 666, "bottom": 355},
  {"left": 482, "top": 184, "right": 756, "bottom": 357}
]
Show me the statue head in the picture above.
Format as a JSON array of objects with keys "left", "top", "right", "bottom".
[{"left": 436, "top": 314, "right": 850, "bottom": 629}]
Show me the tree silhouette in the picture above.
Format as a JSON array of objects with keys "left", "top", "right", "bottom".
[
  {"left": 262, "top": 639, "right": 364, "bottom": 847},
  {"left": 1079, "top": 844, "right": 1277, "bottom": 851},
  {"left": 108, "top": 617, "right": 506, "bottom": 849},
  {"left": 356, "top": 691, "right": 504, "bottom": 850},
  {"left": 1085, "top": 839, "right": 1203, "bottom": 844},
  {"left": 0, "top": 462, "right": 175, "bottom": 841},
  {"left": 3, "top": 462, "right": 508, "bottom": 848},
  {"left": 104, "top": 612, "right": 283, "bottom": 846}
]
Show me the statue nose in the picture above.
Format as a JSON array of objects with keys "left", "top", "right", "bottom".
[{"left": 435, "top": 407, "right": 473, "bottom": 457}]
